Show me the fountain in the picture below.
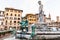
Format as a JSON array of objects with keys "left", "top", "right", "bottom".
[
  {"left": 35, "top": 1, "right": 48, "bottom": 30},
  {"left": 18, "top": 1, "right": 60, "bottom": 40}
]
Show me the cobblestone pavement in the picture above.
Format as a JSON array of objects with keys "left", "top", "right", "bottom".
[
  {"left": 3, "top": 35, "right": 30, "bottom": 40},
  {"left": 3, "top": 35, "right": 60, "bottom": 40},
  {"left": 0, "top": 34, "right": 13, "bottom": 40}
]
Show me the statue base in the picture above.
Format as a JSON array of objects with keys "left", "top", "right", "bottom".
[{"left": 35, "top": 22, "right": 48, "bottom": 28}]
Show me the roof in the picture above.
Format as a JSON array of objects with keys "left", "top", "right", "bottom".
[
  {"left": 5, "top": 7, "right": 23, "bottom": 12},
  {"left": 26, "top": 13, "right": 37, "bottom": 16},
  {"left": 22, "top": 17, "right": 27, "bottom": 19},
  {"left": 0, "top": 10, "right": 4, "bottom": 12}
]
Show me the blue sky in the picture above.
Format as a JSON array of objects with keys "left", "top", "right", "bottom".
[{"left": 0, "top": 0, "right": 60, "bottom": 20}]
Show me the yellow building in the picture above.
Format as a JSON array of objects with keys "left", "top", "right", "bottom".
[
  {"left": 25, "top": 13, "right": 38, "bottom": 25},
  {"left": 4, "top": 8, "right": 23, "bottom": 30}
]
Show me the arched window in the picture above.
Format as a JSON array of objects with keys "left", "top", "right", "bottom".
[
  {"left": 6, "top": 20, "right": 7, "bottom": 23},
  {"left": 15, "top": 14, "right": 16, "bottom": 16},
  {"left": 14, "top": 21, "right": 16, "bottom": 23},
  {"left": 18, "top": 14, "right": 20, "bottom": 16},
  {"left": 18, "top": 21, "right": 20, "bottom": 23},
  {"left": 10, "top": 21, "right": 12, "bottom": 25},
  {"left": 18, "top": 18, "right": 20, "bottom": 20},
  {"left": 4, "top": 26, "right": 7, "bottom": 30},
  {"left": 6, "top": 20, "right": 7, "bottom": 25},
  {"left": 10, "top": 21, "right": 12, "bottom": 23},
  {"left": 6, "top": 13, "right": 8, "bottom": 16},
  {"left": 10, "top": 14, "right": 12, "bottom": 16}
]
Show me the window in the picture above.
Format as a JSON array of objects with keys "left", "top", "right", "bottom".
[
  {"left": 6, "top": 20, "right": 7, "bottom": 23},
  {"left": 5, "top": 17, "right": 8, "bottom": 19},
  {"left": 18, "top": 21, "right": 20, "bottom": 23},
  {"left": 15, "top": 14, "right": 16, "bottom": 16},
  {"left": 18, "top": 18, "right": 20, "bottom": 20},
  {"left": 10, "top": 21, "right": 12, "bottom": 25},
  {"left": 5, "top": 26, "right": 7, "bottom": 28},
  {"left": 10, "top": 17, "right": 13, "bottom": 19},
  {"left": 14, "top": 21, "right": 16, "bottom": 23},
  {"left": 30, "top": 16, "right": 32, "bottom": 17},
  {"left": 17, "top": 27, "right": 19, "bottom": 30},
  {"left": 6, "top": 20, "right": 7, "bottom": 25},
  {"left": 13, "top": 27, "right": 16, "bottom": 29},
  {"left": 1, "top": 22, "right": 3, "bottom": 25},
  {"left": 4, "top": 26, "right": 7, "bottom": 30},
  {"left": 17, "top": 27, "right": 19, "bottom": 28},
  {"left": 18, "top": 21, "right": 20, "bottom": 25},
  {"left": 18, "top": 14, "right": 20, "bottom": 16},
  {"left": 14, "top": 17, "right": 17, "bottom": 20},
  {"left": 30, "top": 19, "right": 32, "bottom": 21},
  {"left": 6, "top": 13, "right": 8, "bottom": 16},
  {"left": 29, "top": 23, "right": 32, "bottom": 24},
  {"left": 10, "top": 14, "right": 12, "bottom": 16},
  {"left": 10, "top": 21, "right": 12, "bottom": 23},
  {"left": 3, "top": 12, "right": 4, "bottom": 14}
]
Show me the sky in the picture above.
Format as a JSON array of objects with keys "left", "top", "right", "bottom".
[{"left": 0, "top": 0, "right": 60, "bottom": 21}]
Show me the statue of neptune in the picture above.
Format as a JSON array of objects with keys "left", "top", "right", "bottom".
[{"left": 38, "top": 1, "right": 44, "bottom": 23}]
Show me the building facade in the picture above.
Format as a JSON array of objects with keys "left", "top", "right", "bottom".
[
  {"left": 4, "top": 8, "right": 23, "bottom": 30},
  {"left": 25, "top": 14, "right": 38, "bottom": 25},
  {"left": 56, "top": 16, "right": 60, "bottom": 22},
  {"left": 0, "top": 11, "right": 4, "bottom": 30},
  {"left": 45, "top": 14, "right": 51, "bottom": 23}
]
